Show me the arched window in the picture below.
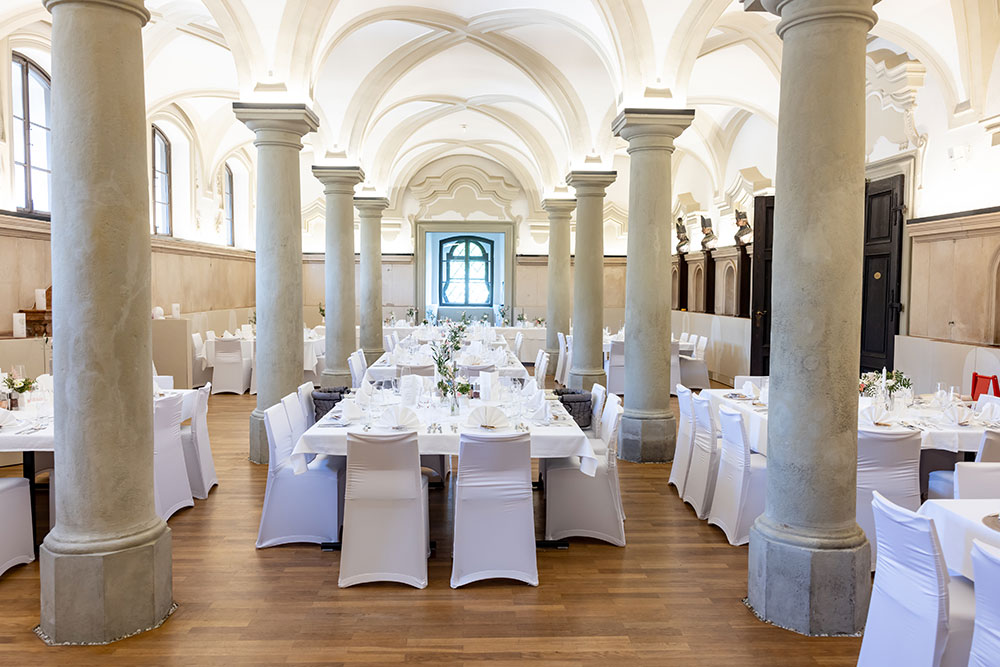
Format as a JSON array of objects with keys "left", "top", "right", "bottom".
[
  {"left": 151, "top": 125, "right": 171, "bottom": 235},
  {"left": 223, "top": 164, "right": 234, "bottom": 246},
  {"left": 439, "top": 235, "right": 493, "bottom": 307},
  {"left": 11, "top": 52, "right": 51, "bottom": 213}
]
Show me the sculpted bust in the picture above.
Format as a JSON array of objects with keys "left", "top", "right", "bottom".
[
  {"left": 735, "top": 209, "right": 752, "bottom": 245},
  {"left": 700, "top": 215, "right": 717, "bottom": 250},
  {"left": 675, "top": 217, "right": 690, "bottom": 254}
]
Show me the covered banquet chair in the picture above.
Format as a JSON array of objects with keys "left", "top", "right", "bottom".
[
  {"left": 928, "top": 429, "right": 1000, "bottom": 499},
  {"left": 667, "top": 384, "right": 695, "bottom": 497},
  {"left": 256, "top": 403, "right": 345, "bottom": 548},
  {"left": 211, "top": 337, "right": 251, "bottom": 394},
  {"left": 605, "top": 340, "right": 625, "bottom": 395},
  {"left": 180, "top": 383, "right": 218, "bottom": 499},
  {"left": 954, "top": 462, "right": 1000, "bottom": 499},
  {"left": 451, "top": 431, "right": 537, "bottom": 587},
  {"left": 339, "top": 431, "right": 428, "bottom": 588},
  {"left": 554, "top": 332, "right": 567, "bottom": 387},
  {"left": 707, "top": 406, "right": 766, "bottom": 545},
  {"left": 153, "top": 392, "right": 194, "bottom": 520},
  {"left": 0, "top": 478, "right": 34, "bottom": 577},
  {"left": 969, "top": 540, "right": 1000, "bottom": 667},
  {"left": 857, "top": 492, "right": 974, "bottom": 667},
  {"left": 683, "top": 393, "right": 721, "bottom": 519}
]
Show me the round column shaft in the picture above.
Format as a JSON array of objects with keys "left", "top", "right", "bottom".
[
  {"left": 566, "top": 171, "right": 616, "bottom": 391},
  {"left": 356, "top": 197, "right": 389, "bottom": 366},
  {"left": 41, "top": 0, "right": 173, "bottom": 645},
  {"left": 312, "top": 166, "right": 364, "bottom": 388},
  {"left": 234, "top": 103, "right": 318, "bottom": 464},
  {"left": 542, "top": 198, "right": 576, "bottom": 371},
  {"left": 613, "top": 109, "right": 694, "bottom": 462},
  {"left": 746, "top": 0, "right": 878, "bottom": 636}
]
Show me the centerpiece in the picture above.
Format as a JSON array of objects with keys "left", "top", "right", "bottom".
[
  {"left": 497, "top": 304, "right": 508, "bottom": 326},
  {"left": 4, "top": 374, "right": 37, "bottom": 410},
  {"left": 860, "top": 368, "right": 912, "bottom": 410},
  {"left": 432, "top": 322, "right": 472, "bottom": 415},
  {"left": 406, "top": 306, "right": 417, "bottom": 325}
]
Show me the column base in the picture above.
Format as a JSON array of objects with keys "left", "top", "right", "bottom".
[
  {"left": 568, "top": 369, "right": 606, "bottom": 392},
  {"left": 40, "top": 526, "right": 173, "bottom": 645},
  {"left": 362, "top": 347, "right": 383, "bottom": 367},
  {"left": 249, "top": 408, "right": 269, "bottom": 465},
  {"left": 747, "top": 517, "right": 871, "bottom": 636},
  {"left": 619, "top": 412, "right": 676, "bottom": 462},
  {"left": 320, "top": 368, "right": 351, "bottom": 389}
]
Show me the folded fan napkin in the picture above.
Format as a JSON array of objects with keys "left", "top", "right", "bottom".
[
  {"left": 459, "top": 353, "right": 483, "bottom": 366},
  {"left": 465, "top": 405, "right": 510, "bottom": 430},
  {"left": 378, "top": 406, "right": 421, "bottom": 430},
  {"left": 941, "top": 403, "right": 974, "bottom": 426},
  {"left": 741, "top": 381, "right": 760, "bottom": 399},
  {"left": 0, "top": 408, "right": 17, "bottom": 427},
  {"left": 859, "top": 404, "right": 893, "bottom": 427},
  {"left": 979, "top": 401, "right": 1000, "bottom": 421}
]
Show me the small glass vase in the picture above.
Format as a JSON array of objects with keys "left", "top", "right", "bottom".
[{"left": 449, "top": 391, "right": 459, "bottom": 416}]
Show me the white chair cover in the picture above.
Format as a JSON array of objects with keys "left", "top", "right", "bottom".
[
  {"left": 858, "top": 492, "right": 975, "bottom": 667},
  {"left": 560, "top": 334, "right": 573, "bottom": 387},
  {"left": 211, "top": 338, "right": 251, "bottom": 394},
  {"left": 679, "top": 332, "right": 690, "bottom": 344},
  {"left": 606, "top": 340, "right": 625, "bottom": 395},
  {"left": 153, "top": 393, "right": 194, "bottom": 520},
  {"left": 391, "top": 331, "right": 400, "bottom": 348},
  {"left": 954, "top": 462, "right": 1000, "bottom": 499},
  {"left": 356, "top": 349, "right": 369, "bottom": 374},
  {"left": 969, "top": 540, "right": 1000, "bottom": 667},
  {"left": 670, "top": 341, "right": 683, "bottom": 395},
  {"left": 257, "top": 404, "right": 344, "bottom": 548},
  {"left": 694, "top": 335, "right": 708, "bottom": 361},
  {"left": 683, "top": 393, "right": 720, "bottom": 519},
  {"left": 191, "top": 332, "right": 212, "bottom": 388},
  {"left": 451, "top": 432, "right": 537, "bottom": 587},
  {"left": 513, "top": 332, "right": 524, "bottom": 360},
  {"left": 458, "top": 363, "right": 496, "bottom": 379},
  {"left": 180, "top": 383, "right": 218, "bottom": 499},
  {"left": 668, "top": 384, "right": 696, "bottom": 497},
  {"left": 857, "top": 428, "right": 922, "bottom": 569},
  {"left": 534, "top": 351, "right": 549, "bottom": 390},
  {"left": 348, "top": 353, "right": 364, "bottom": 389},
  {"left": 554, "top": 332, "right": 567, "bottom": 387},
  {"left": 383, "top": 333, "right": 394, "bottom": 353},
  {"left": 707, "top": 406, "right": 766, "bottom": 545},
  {"left": 282, "top": 393, "right": 308, "bottom": 444},
  {"left": 679, "top": 341, "right": 710, "bottom": 389},
  {"left": 398, "top": 363, "right": 434, "bottom": 377},
  {"left": 340, "top": 431, "right": 428, "bottom": 588},
  {"left": 297, "top": 382, "right": 316, "bottom": 427},
  {"left": 303, "top": 338, "right": 319, "bottom": 373},
  {"left": 927, "top": 428, "right": 1000, "bottom": 499},
  {"left": 544, "top": 402, "right": 625, "bottom": 546},
  {"left": 0, "top": 478, "right": 34, "bottom": 576}
]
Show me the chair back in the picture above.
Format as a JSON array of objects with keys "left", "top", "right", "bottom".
[
  {"left": 857, "top": 428, "right": 922, "bottom": 566},
  {"left": 36, "top": 373, "right": 53, "bottom": 393},
  {"left": 970, "top": 540, "right": 1000, "bottom": 667},
  {"left": 192, "top": 332, "right": 205, "bottom": 356},
  {"left": 192, "top": 383, "right": 211, "bottom": 450},
  {"left": 679, "top": 333, "right": 690, "bottom": 343},
  {"left": 282, "top": 393, "right": 307, "bottom": 443},
  {"left": 858, "top": 491, "right": 951, "bottom": 667},
  {"left": 297, "top": 382, "right": 316, "bottom": 426},
  {"left": 214, "top": 338, "right": 244, "bottom": 363},
  {"left": 599, "top": 393, "right": 622, "bottom": 445},
  {"left": 513, "top": 332, "right": 524, "bottom": 358},
  {"left": 384, "top": 334, "right": 394, "bottom": 352},
  {"left": 590, "top": 383, "right": 607, "bottom": 425},
  {"left": 609, "top": 340, "right": 625, "bottom": 365},
  {"left": 355, "top": 349, "right": 368, "bottom": 373},
  {"left": 398, "top": 363, "right": 434, "bottom": 377},
  {"left": 206, "top": 330, "right": 216, "bottom": 340},
  {"left": 391, "top": 332, "right": 400, "bottom": 348},
  {"left": 554, "top": 332, "right": 567, "bottom": 383},
  {"left": 345, "top": 431, "right": 423, "bottom": 502},
  {"left": 954, "top": 462, "right": 1000, "bottom": 499},
  {"left": 535, "top": 352, "right": 549, "bottom": 389},
  {"left": 602, "top": 402, "right": 624, "bottom": 463},
  {"left": 695, "top": 336, "right": 708, "bottom": 360},
  {"left": 313, "top": 325, "right": 325, "bottom": 338},
  {"left": 459, "top": 363, "right": 495, "bottom": 379},
  {"left": 718, "top": 406, "right": 751, "bottom": 471},
  {"left": 457, "top": 431, "right": 532, "bottom": 491},
  {"left": 690, "top": 393, "right": 718, "bottom": 453},
  {"left": 972, "top": 372, "right": 1000, "bottom": 400},
  {"left": 348, "top": 354, "right": 364, "bottom": 388},
  {"left": 153, "top": 393, "right": 184, "bottom": 455},
  {"left": 977, "top": 429, "right": 1000, "bottom": 462},
  {"left": 263, "top": 403, "right": 295, "bottom": 468},
  {"left": 670, "top": 341, "right": 681, "bottom": 390}
]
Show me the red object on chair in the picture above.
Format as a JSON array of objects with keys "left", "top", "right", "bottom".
[{"left": 971, "top": 373, "right": 1000, "bottom": 400}]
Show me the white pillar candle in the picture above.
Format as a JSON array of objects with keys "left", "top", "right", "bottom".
[
  {"left": 12, "top": 313, "right": 26, "bottom": 338},
  {"left": 35, "top": 289, "right": 47, "bottom": 310},
  {"left": 171, "top": 303, "right": 181, "bottom": 319}
]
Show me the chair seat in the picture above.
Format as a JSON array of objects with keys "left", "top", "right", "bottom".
[
  {"left": 927, "top": 470, "right": 955, "bottom": 500},
  {"left": 943, "top": 575, "right": 977, "bottom": 667}
]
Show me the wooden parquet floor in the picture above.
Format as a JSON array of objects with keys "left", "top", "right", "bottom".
[{"left": 0, "top": 390, "right": 863, "bottom": 666}]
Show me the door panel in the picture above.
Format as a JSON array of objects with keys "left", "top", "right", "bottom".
[
  {"left": 750, "top": 195, "right": 774, "bottom": 376},
  {"left": 859, "top": 175, "right": 904, "bottom": 372}
]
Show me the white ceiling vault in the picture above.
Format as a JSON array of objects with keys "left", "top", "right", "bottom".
[{"left": 1, "top": 0, "right": 998, "bottom": 254}]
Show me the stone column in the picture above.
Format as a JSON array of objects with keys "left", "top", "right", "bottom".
[
  {"left": 41, "top": 0, "right": 172, "bottom": 645},
  {"left": 745, "top": 0, "right": 877, "bottom": 636},
  {"left": 566, "top": 171, "right": 616, "bottom": 391},
  {"left": 234, "top": 103, "right": 318, "bottom": 464},
  {"left": 542, "top": 198, "right": 576, "bottom": 370},
  {"left": 613, "top": 109, "right": 694, "bottom": 463},
  {"left": 312, "top": 166, "right": 364, "bottom": 388},
  {"left": 356, "top": 196, "right": 389, "bottom": 366}
]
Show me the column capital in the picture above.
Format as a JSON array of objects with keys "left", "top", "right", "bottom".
[
  {"left": 541, "top": 198, "right": 576, "bottom": 219},
  {"left": 354, "top": 196, "right": 390, "bottom": 216},
  {"left": 612, "top": 108, "right": 695, "bottom": 152},
  {"left": 45, "top": 0, "right": 151, "bottom": 24},
  {"left": 233, "top": 103, "right": 319, "bottom": 146},
  {"left": 565, "top": 170, "right": 616, "bottom": 197},
  {"left": 745, "top": 0, "right": 877, "bottom": 36},
  {"left": 312, "top": 165, "right": 365, "bottom": 195}
]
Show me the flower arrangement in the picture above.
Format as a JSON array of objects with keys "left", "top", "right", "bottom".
[
  {"left": 248, "top": 310, "right": 256, "bottom": 325},
  {"left": 460, "top": 311, "right": 472, "bottom": 325},
  {"left": 516, "top": 310, "right": 527, "bottom": 324},
  {"left": 534, "top": 317, "right": 545, "bottom": 327},
  {"left": 432, "top": 323, "right": 472, "bottom": 412},
  {"left": 318, "top": 302, "right": 325, "bottom": 319},
  {"left": 497, "top": 304, "right": 508, "bottom": 326},
  {"left": 406, "top": 306, "right": 417, "bottom": 323},
  {"left": 859, "top": 369, "right": 912, "bottom": 397},
  {"left": 4, "top": 375, "right": 36, "bottom": 394}
]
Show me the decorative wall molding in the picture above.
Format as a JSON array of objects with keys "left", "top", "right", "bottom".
[
  {"left": 866, "top": 50, "right": 928, "bottom": 155},
  {"left": 718, "top": 166, "right": 772, "bottom": 220},
  {"left": 907, "top": 208, "right": 1000, "bottom": 242},
  {"left": 409, "top": 163, "right": 522, "bottom": 223}
]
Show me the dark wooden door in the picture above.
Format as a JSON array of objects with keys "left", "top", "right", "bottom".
[
  {"left": 859, "top": 175, "right": 905, "bottom": 373},
  {"left": 750, "top": 195, "right": 774, "bottom": 376}
]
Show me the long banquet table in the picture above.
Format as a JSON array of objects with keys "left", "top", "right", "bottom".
[
  {"left": 703, "top": 389, "right": 988, "bottom": 455},
  {"left": 918, "top": 499, "right": 1000, "bottom": 581},
  {"left": 364, "top": 349, "right": 530, "bottom": 383}
]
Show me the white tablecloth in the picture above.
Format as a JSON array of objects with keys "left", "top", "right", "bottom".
[
  {"left": 365, "top": 351, "right": 529, "bottom": 382},
  {"left": 291, "top": 398, "right": 596, "bottom": 476},
  {"left": 383, "top": 325, "right": 547, "bottom": 363},
  {"left": 918, "top": 499, "right": 1000, "bottom": 581},
  {"left": 0, "top": 389, "right": 198, "bottom": 453},
  {"left": 703, "top": 389, "right": 987, "bottom": 456}
]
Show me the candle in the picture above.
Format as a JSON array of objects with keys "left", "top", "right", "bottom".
[
  {"left": 34, "top": 289, "right": 46, "bottom": 310},
  {"left": 171, "top": 303, "right": 181, "bottom": 319},
  {"left": 12, "top": 313, "right": 26, "bottom": 338}
]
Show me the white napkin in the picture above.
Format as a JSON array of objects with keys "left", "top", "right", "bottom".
[
  {"left": 859, "top": 404, "right": 893, "bottom": 427},
  {"left": 532, "top": 400, "right": 552, "bottom": 423},
  {"left": 526, "top": 388, "right": 544, "bottom": 412},
  {"left": 521, "top": 381, "right": 537, "bottom": 398},
  {"left": 741, "top": 381, "right": 760, "bottom": 399},
  {"left": 979, "top": 401, "right": 1000, "bottom": 421},
  {"left": 459, "top": 353, "right": 483, "bottom": 366},
  {"left": 223, "top": 330, "right": 234, "bottom": 338},
  {"left": 378, "top": 406, "right": 421, "bottom": 430},
  {"left": 0, "top": 408, "right": 17, "bottom": 427},
  {"left": 399, "top": 375, "right": 422, "bottom": 407},
  {"left": 355, "top": 381, "right": 372, "bottom": 407},
  {"left": 465, "top": 405, "right": 510, "bottom": 430},
  {"left": 479, "top": 371, "right": 499, "bottom": 401},
  {"left": 758, "top": 385, "right": 768, "bottom": 405},
  {"left": 340, "top": 399, "right": 362, "bottom": 422},
  {"left": 941, "top": 403, "right": 974, "bottom": 426}
]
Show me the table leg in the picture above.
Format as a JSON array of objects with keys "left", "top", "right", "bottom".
[{"left": 22, "top": 451, "right": 38, "bottom": 553}]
